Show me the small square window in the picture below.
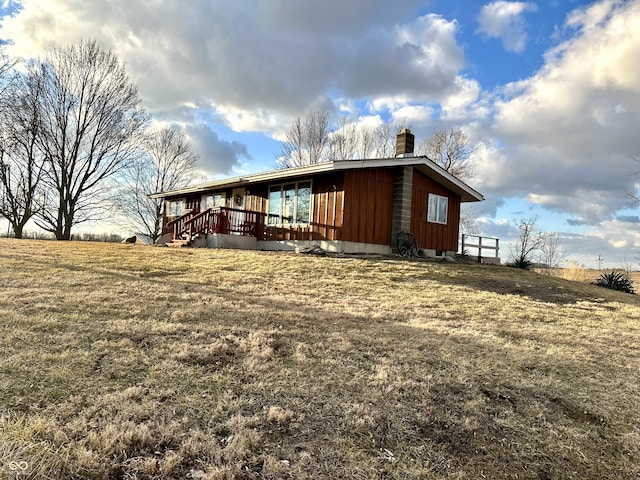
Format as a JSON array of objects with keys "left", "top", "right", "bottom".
[{"left": 427, "top": 194, "right": 448, "bottom": 224}]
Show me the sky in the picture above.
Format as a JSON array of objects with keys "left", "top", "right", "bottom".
[{"left": 0, "top": 0, "right": 639, "bottom": 268}]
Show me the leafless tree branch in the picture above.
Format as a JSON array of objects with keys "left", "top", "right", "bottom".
[
  {"left": 112, "top": 126, "right": 198, "bottom": 240},
  {"left": 28, "top": 39, "right": 148, "bottom": 239}
]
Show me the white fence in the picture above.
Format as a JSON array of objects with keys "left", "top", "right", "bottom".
[{"left": 460, "top": 234, "right": 500, "bottom": 262}]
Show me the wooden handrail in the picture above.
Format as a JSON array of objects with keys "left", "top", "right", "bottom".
[{"left": 169, "top": 207, "right": 270, "bottom": 240}]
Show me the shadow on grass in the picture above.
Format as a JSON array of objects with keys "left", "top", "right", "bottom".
[{"left": 2, "top": 248, "right": 639, "bottom": 480}]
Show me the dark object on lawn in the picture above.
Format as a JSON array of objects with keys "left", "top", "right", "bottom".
[
  {"left": 122, "top": 233, "right": 153, "bottom": 245},
  {"left": 397, "top": 231, "right": 420, "bottom": 257},
  {"left": 592, "top": 270, "right": 635, "bottom": 294},
  {"left": 299, "top": 245, "right": 326, "bottom": 256}
]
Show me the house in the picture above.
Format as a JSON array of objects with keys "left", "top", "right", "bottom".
[{"left": 150, "top": 129, "right": 484, "bottom": 256}]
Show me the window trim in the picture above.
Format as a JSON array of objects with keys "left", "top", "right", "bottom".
[
  {"left": 427, "top": 193, "right": 448, "bottom": 225},
  {"left": 267, "top": 180, "right": 313, "bottom": 226}
]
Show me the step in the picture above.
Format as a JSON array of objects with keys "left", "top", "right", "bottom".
[{"left": 166, "top": 240, "right": 189, "bottom": 248}]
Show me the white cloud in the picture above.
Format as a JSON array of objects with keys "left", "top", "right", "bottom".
[
  {"left": 0, "top": 0, "right": 473, "bottom": 174},
  {"left": 0, "top": 1, "right": 458, "bottom": 123},
  {"left": 565, "top": 0, "right": 622, "bottom": 31},
  {"left": 471, "top": 0, "right": 640, "bottom": 225},
  {"left": 477, "top": 1, "right": 537, "bottom": 53},
  {"left": 440, "top": 76, "right": 482, "bottom": 120},
  {"left": 585, "top": 218, "right": 640, "bottom": 253},
  {"left": 390, "top": 105, "right": 435, "bottom": 124}
]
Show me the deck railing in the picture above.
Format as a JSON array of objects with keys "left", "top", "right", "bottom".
[
  {"left": 166, "top": 207, "right": 270, "bottom": 240},
  {"left": 460, "top": 234, "right": 500, "bottom": 261},
  {"left": 165, "top": 210, "right": 194, "bottom": 239},
  {"left": 165, "top": 207, "right": 343, "bottom": 243}
]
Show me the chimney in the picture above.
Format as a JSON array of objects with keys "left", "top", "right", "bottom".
[{"left": 395, "top": 128, "right": 415, "bottom": 157}]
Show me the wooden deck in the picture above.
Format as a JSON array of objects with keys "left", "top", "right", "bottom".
[{"left": 165, "top": 207, "right": 343, "bottom": 243}]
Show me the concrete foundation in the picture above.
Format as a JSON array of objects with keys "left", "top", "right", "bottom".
[
  {"left": 205, "top": 233, "right": 258, "bottom": 250},
  {"left": 480, "top": 256, "right": 501, "bottom": 265},
  {"left": 257, "top": 240, "right": 391, "bottom": 255},
  {"left": 420, "top": 249, "right": 457, "bottom": 258}
]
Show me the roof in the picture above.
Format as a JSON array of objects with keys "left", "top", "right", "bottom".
[{"left": 150, "top": 156, "right": 484, "bottom": 203}]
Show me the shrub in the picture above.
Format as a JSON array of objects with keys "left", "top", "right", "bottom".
[
  {"left": 507, "top": 258, "right": 533, "bottom": 270},
  {"left": 592, "top": 270, "right": 635, "bottom": 294}
]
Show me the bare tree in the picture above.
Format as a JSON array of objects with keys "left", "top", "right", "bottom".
[
  {"left": 0, "top": 49, "right": 18, "bottom": 98},
  {"left": 459, "top": 204, "right": 480, "bottom": 235},
  {"left": 418, "top": 128, "right": 477, "bottom": 181},
  {"left": 31, "top": 39, "right": 148, "bottom": 240},
  {"left": 278, "top": 108, "right": 332, "bottom": 168},
  {"left": 508, "top": 216, "right": 546, "bottom": 269},
  {"left": 539, "top": 232, "right": 566, "bottom": 273},
  {"left": 279, "top": 108, "right": 409, "bottom": 167},
  {"left": 330, "top": 117, "right": 360, "bottom": 161},
  {"left": 330, "top": 119, "right": 386, "bottom": 160},
  {"left": 0, "top": 69, "right": 47, "bottom": 238},
  {"left": 371, "top": 119, "right": 409, "bottom": 158},
  {"left": 114, "top": 126, "right": 198, "bottom": 241}
]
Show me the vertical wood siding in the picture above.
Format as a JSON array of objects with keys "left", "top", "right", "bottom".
[
  {"left": 342, "top": 168, "right": 395, "bottom": 245},
  {"left": 410, "top": 169, "right": 461, "bottom": 251}
]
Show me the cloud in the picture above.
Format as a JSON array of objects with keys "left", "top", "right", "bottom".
[
  {"left": 616, "top": 215, "right": 640, "bottom": 224},
  {"left": 585, "top": 218, "right": 640, "bottom": 252},
  {"left": 477, "top": 1, "right": 537, "bottom": 53},
  {"left": 181, "top": 124, "right": 250, "bottom": 177},
  {"left": 471, "top": 0, "right": 640, "bottom": 224},
  {"left": 0, "top": 0, "right": 466, "bottom": 133}
]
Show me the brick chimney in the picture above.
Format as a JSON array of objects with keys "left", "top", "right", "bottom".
[{"left": 395, "top": 128, "right": 415, "bottom": 157}]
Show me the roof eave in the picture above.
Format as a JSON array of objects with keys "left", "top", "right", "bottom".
[{"left": 150, "top": 157, "right": 484, "bottom": 203}]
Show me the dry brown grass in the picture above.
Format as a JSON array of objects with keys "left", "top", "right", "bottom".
[{"left": 0, "top": 238, "right": 639, "bottom": 479}]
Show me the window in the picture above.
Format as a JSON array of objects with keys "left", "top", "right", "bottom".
[
  {"left": 205, "top": 193, "right": 225, "bottom": 209},
  {"left": 168, "top": 199, "right": 185, "bottom": 217},
  {"left": 268, "top": 181, "right": 312, "bottom": 225},
  {"left": 427, "top": 194, "right": 448, "bottom": 224}
]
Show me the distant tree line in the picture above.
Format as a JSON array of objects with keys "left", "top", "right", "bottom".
[{"left": 0, "top": 40, "right": 198, "bottom": 241}]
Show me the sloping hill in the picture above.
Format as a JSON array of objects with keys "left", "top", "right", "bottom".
[{"left": 1, "top": 239, "right": 639, "bottom": 479}]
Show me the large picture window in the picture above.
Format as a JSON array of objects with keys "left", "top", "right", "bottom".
[
  {"left": 427, "top": 194, "right": 448, "bottom": 224},
  {"left": 268, "top": 181, "right": 312, "bottom": 225}
]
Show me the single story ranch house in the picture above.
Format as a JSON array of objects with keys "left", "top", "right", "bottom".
[{"left": 151, "top": 129, "right": 484, "bottom": 256}]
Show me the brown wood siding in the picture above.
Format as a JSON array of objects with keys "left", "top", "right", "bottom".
[
  {"left": 186, "top": 194, "right": 201, "bottom": 213},
  {"left": 410, "top": 169, "right": 461, "bottom": 252},
  {"left": 310, "top": 173, "right": 343, "bottom": 241},
  {"left": 246, "top": 185, "right": 268, "bottom": 213},
  {"left": 342, "top": 168, "right": 395, "bottom": 245}
]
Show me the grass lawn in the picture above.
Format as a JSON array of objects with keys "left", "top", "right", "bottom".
[{"left": 0, "top": 238, "right": 639, "bottom": 479}]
